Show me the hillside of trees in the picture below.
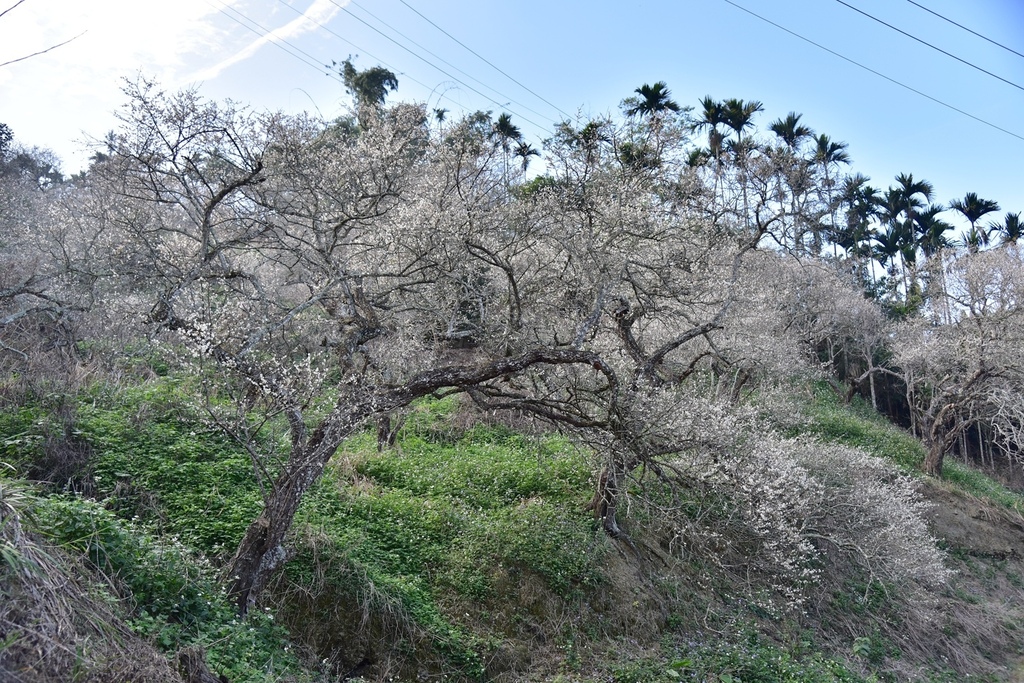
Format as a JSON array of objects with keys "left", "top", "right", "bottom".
[{"left": 3, "top": 69, "right": 1024, "bottom": 682}]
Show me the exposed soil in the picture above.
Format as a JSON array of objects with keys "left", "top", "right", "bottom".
[
  {"left": 923, "top": 483, "right": 1024, "bottom": 560},
  {"left": 921, "top": 481, "right": 1024, "bottom": 682}
]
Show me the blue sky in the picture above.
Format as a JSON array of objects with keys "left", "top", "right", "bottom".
[{"left": 2, "top": 0, "right": 1022, "bottom": 229}]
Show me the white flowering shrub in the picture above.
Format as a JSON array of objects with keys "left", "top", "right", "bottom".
[
  {"left": 612, "top": 385, "right": 948, "bottom": 609},
  {"left": 789, "top": 439, "right": 950, "bottom": 588}
]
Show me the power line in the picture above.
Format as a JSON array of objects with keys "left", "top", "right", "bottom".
[
  {"left": 719, "top": 0, "right": 1024, "bottom": 144},
  {"left": 0, "top": 30, "right": 84, "bottom": 69},
  {"left": 345, "top": 0, "right": 556, "bottom": 125},
  {"left": 325, "top": 0, "right": 552, "bottom": 133},
  {"left": 834, "top": 0, "right": 1024, "bottom": 93},
  {"left": 272, "top": 0, "right": 528, "bottom": 128},
  {"left": 905, "top": 0, "right": 1024, "bottom": 61},
  {"left": 397, "top": 0, "right": 574, "bottom": 121},
  {"left": 0, "top": 0, "right": 28, "bottom": 21},
  {"left": 269, "top": 0, "right": 549, "bottom": 138},
  {"left": 209, "top": 0, "right": 345, "bottom": 84},
  {"left": 267, "top": 0, "right": 551, "bottom": 140},
  {"left": 270, "top": 0, "right": 412, "bottom": 85}
]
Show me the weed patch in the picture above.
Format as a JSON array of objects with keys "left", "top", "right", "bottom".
[{"left": 32, "top": 493, "right": 302, "bottom": 682}]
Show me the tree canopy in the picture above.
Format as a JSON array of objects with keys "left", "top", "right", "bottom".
[{"left": 2, "top": 77, "right": 1020, "bottom": 639}]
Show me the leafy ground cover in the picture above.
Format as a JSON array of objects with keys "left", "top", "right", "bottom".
[
  {"left": 793, "top": 383, "right": 1024, "bottom": 511},
  {"left": 5, "top": 378, "right": 1024, "bottom": 681}
]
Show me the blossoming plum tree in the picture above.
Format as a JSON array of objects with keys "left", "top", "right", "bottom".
[
  {"left": 896, "top": 247, "right": 1024, "bottom": 476},
  {"left": 77, "top": 80, "right": 950, "bottom": 616}
]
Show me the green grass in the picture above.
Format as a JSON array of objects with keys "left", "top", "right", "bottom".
[
  {"left": 610, "top": 629, "right": 863, "bottom": 683},
  {"left": 788, "top": 385, "right": 925, "bottom": 472},
  {"left": 2, "top": 376, "right": 310, "bottom": 677},
  {"left": 792, "top": 383, "right": 1024, "bottom": 513},
  {"left": 7, "top": 377, "right": 1018, "bottom": 681},
  {"left": 2, "top": 383, "right": 608, "bottom": 678},
  {"left": 283, "top": 397, "right": 606, "bottom": 676},
  {"left": 0, "top": 375, "right": 313, "bottom": 680},
  {"left": 63, "top": 381, "right": 264, "bottom": 556},
  {"left": 31, "top": 492, "right": 303, "bottom": 682},
  {"left": 941, "top": 461, "right": 1024, "bottom": 511}
]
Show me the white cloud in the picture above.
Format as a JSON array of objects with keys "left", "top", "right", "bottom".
[
  {"left": 1, "top": 0, "right": 228, "bottom": 82},
  {"left": 0, "top": 0, "right": 351, "bottom": 171},
  {"left": 185, "top": 0, "right": 343, "bottom": 83}
]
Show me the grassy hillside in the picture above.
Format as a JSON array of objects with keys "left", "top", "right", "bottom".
[{"left": 3, "top": 376, "right": 1024, "bottom": 682}]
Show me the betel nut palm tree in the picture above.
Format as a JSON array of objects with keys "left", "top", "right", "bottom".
[
  {"left": 721, "top": 97, "right": 764, "bottom": 146},
  {"left": 988, "top": 211, "right": 1023, "bottom": 246},
  {"left": 768, "top": 111, "right": 813, "bottom": 150},
  {"left": 490, "top": 113, "right": 522, "bottom": 153},
  {"left": 695, "top": 96, "right": 727, "bottom": 160},
  {"left": 490, "top": 113, "right": 523, "bottom": 181},
  {"left": 625, "top": 81, "right": 682, "bottom": 166},
  {"left": 950, "top": 192, "right": 1000, "bottom": 252},
  {"left": 513, "top": 141, "right": 540, "bottom": 172},
  {"left": 625, "top": 81, "right": 681, "bottom": 119}
]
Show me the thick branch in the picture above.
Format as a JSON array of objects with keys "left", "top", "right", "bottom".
[{"left": 225, "top": 346, "right": 619, "bottom": 614}]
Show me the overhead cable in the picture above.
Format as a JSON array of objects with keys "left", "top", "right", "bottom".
[
  {"left": 237, "top": 0, "right": 551, "bottom": 139},
  {"left": 905, "top": 0, "right": 1024, "bottom": 61},
  {"left": 0, "top": 31, "right": 84, "bottom": 69},
  {"left": 834, "top": 0, "right": 1024, "bottom": 93},
  {"left": 272, "top": 0, "right": 433, "bottom": 94},
  {"left": 209, "top": 0, "right": 346, "bottom": 84},
  {"left": 719, "top": 0, "right": 1024, "bottom": 144},
  {"left": 346, "top": 0, "right": 556, "bottom": 125},
  {"left": 326, "top": 0, "right": 552, "bottom": 133},
  {"left": 397, "top": 0, "right": 573, "bottom": 121},
  {"left": 0, "top": 0, "right": 27, "bottom": 20}
]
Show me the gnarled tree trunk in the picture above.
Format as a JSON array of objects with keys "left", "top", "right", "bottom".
[
  {"left": 922, "top": 438, "right": 947, "bottom": 478},
  {"left": 588, "top": 453, "right": 640, "bottom": 538},
  {"left": 224, "top": 349, "right": 616, "bottom": 615}
]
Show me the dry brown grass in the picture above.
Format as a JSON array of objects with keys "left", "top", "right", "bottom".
[{"left": 0, "top": 478, "right": 180, "bottom": 683}]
